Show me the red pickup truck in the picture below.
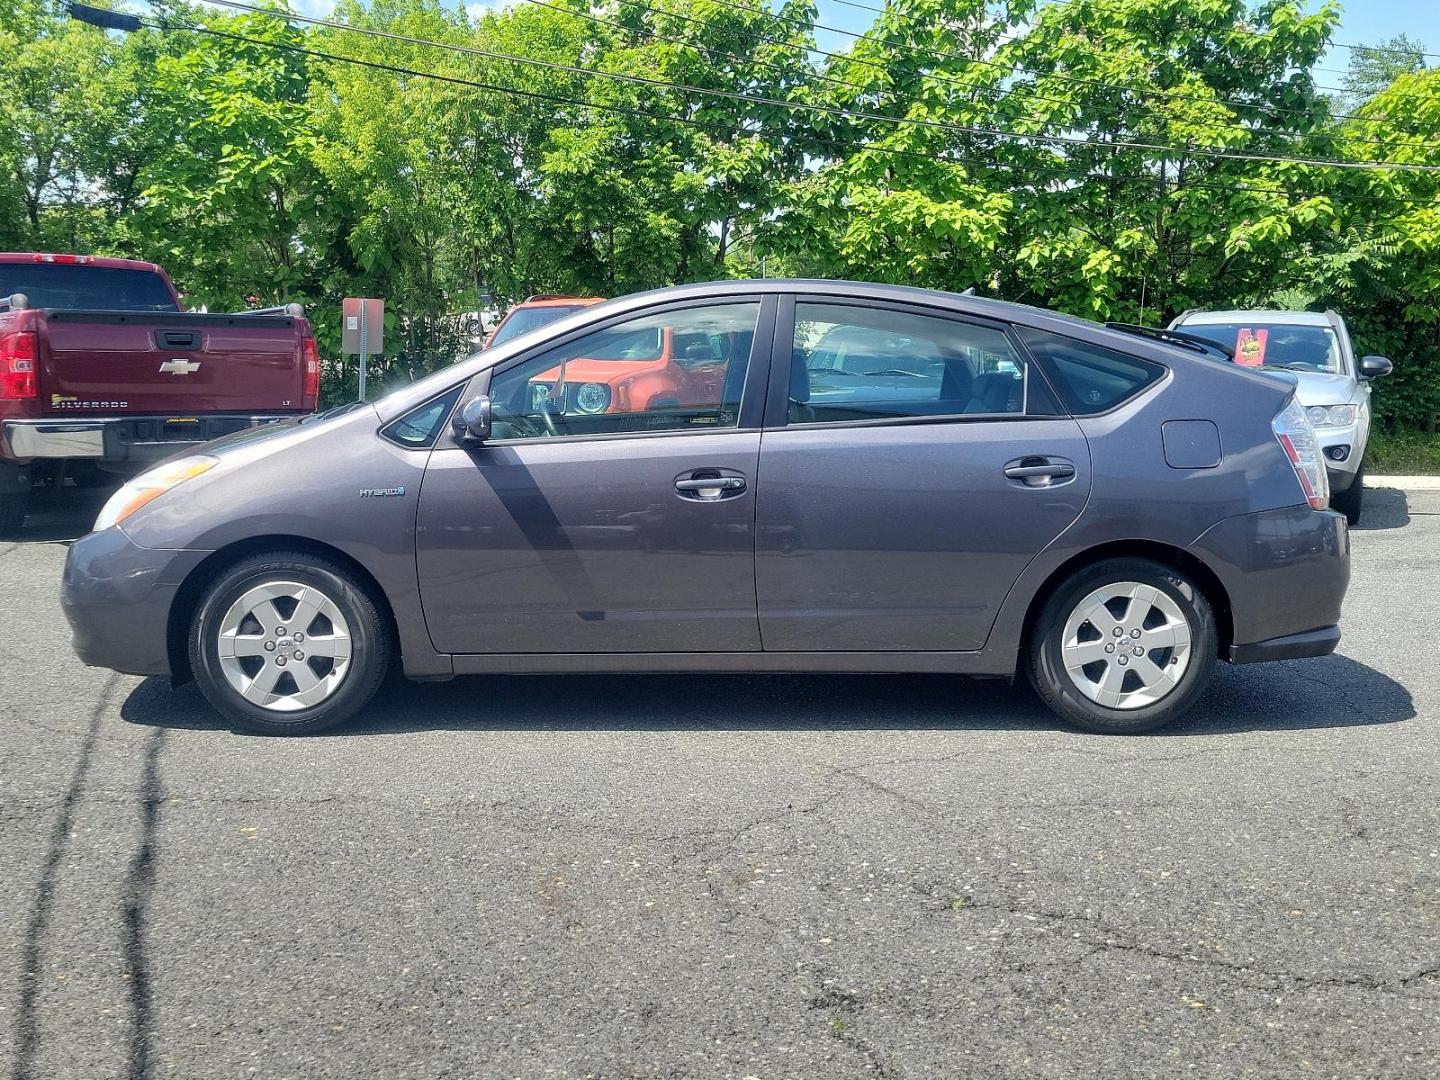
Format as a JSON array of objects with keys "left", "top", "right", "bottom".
[{"left": 0, "top": 253, "right": 320, "bottom": 534}]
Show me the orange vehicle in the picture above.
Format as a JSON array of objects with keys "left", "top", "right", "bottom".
[
  {"left": 481, "top": 294, "right": 604, "bottom": 350},
  {"left": 527, "top": 320, "right": 741, "bottom": 420}
]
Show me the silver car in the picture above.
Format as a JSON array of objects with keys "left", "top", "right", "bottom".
[{"left": 1168, "top": 309, "right": 1393, "bottom": 523}]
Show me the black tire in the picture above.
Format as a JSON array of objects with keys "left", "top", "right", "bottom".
[
  {"left": 188, "top": 552, "right": 390, "bottom": 735},
  {"left": 0, "top": 491, "right": 28, "bottom": 538},
  {"left": 1028, "top": 557, "right": 1217, "bottom": 735},
  {"left": 1331, "top": 464, "right": 1364, "bottom": 525}
]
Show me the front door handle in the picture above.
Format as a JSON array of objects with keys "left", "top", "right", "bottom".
[
  {"left": 674, "top": 470, "right": 747, "bottom": 500},
  {"left": 1004, "top": 457, "right": 1076, "bottom": 487}
]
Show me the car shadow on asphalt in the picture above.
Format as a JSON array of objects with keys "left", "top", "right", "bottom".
[
  {"left": 1352, "top": 486, "right": 1409, "bottom": 531},
  {"left": 118, "top": 651, "right": 1413, "bottom": 739}
]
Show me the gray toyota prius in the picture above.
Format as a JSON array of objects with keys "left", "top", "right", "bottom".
[{"left": 62, "top": 280, "right": 1349, "bottom": 735}]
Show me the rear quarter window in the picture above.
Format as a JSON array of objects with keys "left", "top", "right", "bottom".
[{"left": 1017, "top": 328, "right": 1165, "bottom": 415}]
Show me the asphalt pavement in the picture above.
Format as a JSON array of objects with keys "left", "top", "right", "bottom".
[{"left": 1, "top": 485, "right": 1436, "bottom": 1079}]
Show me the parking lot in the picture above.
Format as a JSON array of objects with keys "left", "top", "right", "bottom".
[{"left": 1, "top": 486, "right": 1436, "bottom": 1079}]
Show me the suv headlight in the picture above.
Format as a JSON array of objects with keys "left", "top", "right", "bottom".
[
  {"left": 94, "top": 455, "right": 217, "bottom": 532},
  {"left": 1305, "top": 404, "right": 1358, "bottom": 429},
  {"left": 574, "top": 382, "right": 611, "bottom": 414}
]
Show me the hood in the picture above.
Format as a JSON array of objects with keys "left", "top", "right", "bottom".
[{"left": 1281, "top": 371, "right": 1354, "bottom": 406}]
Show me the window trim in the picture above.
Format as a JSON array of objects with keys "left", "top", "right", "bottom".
[
  {"left": 766, "top": 294, "right": 1042, "bottom": 430},
  {"left": 445, "top": 294, "right": 775, "bottom": 447}
]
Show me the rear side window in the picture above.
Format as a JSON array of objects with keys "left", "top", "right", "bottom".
[
  {"left": 1017, "top": 328, "right": 1164, "bottom": 415},
  {"left": 789, "top": 303, "right": 1028, "bottom": 424}
]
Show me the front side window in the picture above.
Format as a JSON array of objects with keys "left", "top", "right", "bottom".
[
  {"left": 788, "top": 303, "right": 1026, "bottom": 424},
  {"left": 487, "top": 303, "right": 759, "bottom": 440},
  {"left": 1179, "top": 322, "right": 1344, "bottom": 375}
]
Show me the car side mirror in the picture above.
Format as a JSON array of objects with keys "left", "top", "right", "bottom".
[
  {"left": 453, "top": 395, "right": 492, "bottom": 444},
  {"left": 1359, "top": 355, "right": 1393, "bottom": 379}
]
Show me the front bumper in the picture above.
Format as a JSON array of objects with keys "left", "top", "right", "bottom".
[
  {"left": 61, "top": 526, "right": 209, "bottom": 676},
  {"left": 1190, "top": 504, "right": 1349, "bottom": 661},
  {"left": 1316, "top": 423, "right": 1362, "bottom": 489},
  {"left": 5, "top": 413, "right": 295, "bottom": 466}
]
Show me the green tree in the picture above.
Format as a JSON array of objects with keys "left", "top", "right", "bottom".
[{"left": 1341, "top": 33, "right": 1429, "bottom": 108}]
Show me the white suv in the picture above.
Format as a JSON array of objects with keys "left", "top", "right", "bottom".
[{"left": 1168, "top": 309, "right": 1392, "bottom": 523}]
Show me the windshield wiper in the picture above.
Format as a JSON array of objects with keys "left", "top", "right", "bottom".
[{"left": 1104, "top": 322, "right": 1235, "bottom": 361}]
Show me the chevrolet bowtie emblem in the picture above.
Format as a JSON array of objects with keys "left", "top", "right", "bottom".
[{"left": 159, "top": 359, "right": 201, "bottom": 375}]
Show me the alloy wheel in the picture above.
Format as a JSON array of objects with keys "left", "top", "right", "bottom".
[
  {"left": 215, "top": 580, "right": 353, "bottom": 712},
  {"left": 1060, "top": 581, "right": 1193, "bottom": 710}
]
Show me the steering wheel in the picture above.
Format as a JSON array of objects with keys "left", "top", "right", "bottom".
[{"left": 538, "top": 396, "right": 561, "bottom": 437}]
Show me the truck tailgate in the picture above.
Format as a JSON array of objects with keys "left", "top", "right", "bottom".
[{"left": 39, "top": 311, "right": 308, "bottom": 416}]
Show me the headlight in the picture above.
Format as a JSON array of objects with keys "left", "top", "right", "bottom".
[
  {"left": 1305, "top": 404, "right": 1358, "bottom": 429},
  {"left": 574, "top": 382, "right": 611, "bottom": 414},
  {"left": 94, "top": 455, "right": 217, "bottom": 532}
]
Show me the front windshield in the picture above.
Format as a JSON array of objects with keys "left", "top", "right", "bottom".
[
  {"left": 487, "top": 303, "right": 586, "bottom": 348},
  {"left": 1182, "top": 322, "right": 1345, "bottom": 374}
]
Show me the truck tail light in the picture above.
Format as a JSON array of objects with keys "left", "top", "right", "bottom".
[
  {"left": 301, "top": 333, "right": 320, "bottom": 405},
  {"left": 1272, "top": 398, "right": 1329, "bottom": 511},
  {"left": 0, "top": 329, "right": 38, "bottom": 399},
  {"left": 32, "top": 253, "right": 92, "bottom": 264}
]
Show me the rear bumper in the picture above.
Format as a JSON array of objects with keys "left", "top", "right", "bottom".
[
  {"left": 4, "top": 413, "right": 296, "bottom": 465},
  {"left": 1228, "top": 625, "right": 1340, "bottom": 664},
  {"left": 1190, "top": 505, "right": 1349, "bottom": 658}
]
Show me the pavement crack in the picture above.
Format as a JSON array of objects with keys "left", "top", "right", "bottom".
[{"left": 11, "top": 674, "right": 120, "bottom": 1080}]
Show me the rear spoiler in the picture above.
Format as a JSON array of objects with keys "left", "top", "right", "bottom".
[
  {"left": 1105, "top": 322, "right": 1235, "bottom": 361},
  {"left": 0, "top": 293, "right": 29, "bottom": 313}
]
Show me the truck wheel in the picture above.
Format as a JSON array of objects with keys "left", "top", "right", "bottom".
[
  {"left": 1331, "top": 464, "right": 1364, "bottom": 525},
  {"left": 188, "top": 552, "right": 390, "bottom": 736},
  {"left": 0, "top": 491, "right": 28, "bottom": 537},
  {"left": 1028, "top": 558, "right": 1217, "bottom": 735}
]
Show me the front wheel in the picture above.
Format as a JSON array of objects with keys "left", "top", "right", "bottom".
[
  {"left": 1028, "top": 558, "right": 1217, "bottom": 734},
  {"left": 1330, "top": 464, "right": 1364, "bottom": 525},
  {"left": 189, "top": 552, "right": 390, "bottom": 735}
]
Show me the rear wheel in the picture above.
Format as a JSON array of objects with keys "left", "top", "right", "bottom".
[
  {"left": 1028, "top": 558, "right": 1217, "bottom": 734},
  {"left": 0, "top": 491, "right": 28, "bottom": 537},
  {"left": 189, "top": 552, "right": 390, "bottom": 736},
  {"left": 1331, "top": 464, "right": 1364, "bottom": 525}
]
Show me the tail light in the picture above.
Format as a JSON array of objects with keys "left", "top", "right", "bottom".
[
  {"left": 0, "top": 328, "right": 38, "bottom": 400},
  {"left": 301, "top": 332, "right": 320, "bottom": 406},
  {"left": 1272, "top": 398, "right": 1330, "bottom": 511}
]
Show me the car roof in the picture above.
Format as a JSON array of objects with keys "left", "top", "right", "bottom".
[
  {"left": 0, "top": 252, "right": 164, "bottom": 273},
  {"left": 513, "top": 295, "right": 605, "bottom": 308},
  {"left": 1176, "top": 309, "right": 1334, "bottom": 327}
]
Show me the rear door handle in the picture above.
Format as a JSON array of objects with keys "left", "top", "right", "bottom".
[
  {"left": 1004, "top": 457, "right": 1076, "bottom": 487},
  {"left": 674, "top": 470, "right": 747, "bottom": 500}
]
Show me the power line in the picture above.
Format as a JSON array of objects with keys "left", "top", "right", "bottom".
[
  {"left": 193, "top": 0, "right": 1440, "bottom": 172},
  {"left": 130, "top": 12, "right": 1433, "bottom": 215},
  {"left": 693, "top": 0, "right": 1422, "bottom": 130},
  {"left": 545, "top": 0, "right": 1440, "bottom": 153},
  {"left": 1029, "top": 0, "right": 1440, "bottom": 60}
]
